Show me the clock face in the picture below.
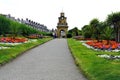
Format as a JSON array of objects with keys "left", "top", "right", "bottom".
[{"left": 61, "top": 17, "right": 64, "bottom": 19}]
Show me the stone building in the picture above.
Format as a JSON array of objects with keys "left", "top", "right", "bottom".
[{"left": 56, "top": 12, "right": 68, "bottom": 38}]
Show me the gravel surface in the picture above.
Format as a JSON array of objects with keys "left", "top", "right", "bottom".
[{"left": 0, "top": 39, "right": 87, "bottom": 80}]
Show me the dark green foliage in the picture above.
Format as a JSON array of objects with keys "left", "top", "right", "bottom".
[
  {"left": 0, "top": 15, "right": 49, "bottom": 37},
  {"left": 68, "top": 27, "right": 81, "bottom": 37},
  {"left": 0, "top": 15, "right": 11, "bottom": 36},
  {"left": 82, "top": 19, "right": 112, "bottom": 41},
  {"left": 82, "top": 12, "right": 120, "bottom": 42},
  {"left": 45, "top": 32, "right": 52, "bottom": 36},
  {"left": 90, "top": 18, "right": 100, "bottom": 40},
  {"left": 19, "top": 24, "right": 29, "bottom": 36},
  {"left": 106, "top": 12, "right": 120, "bottom": 42},
  {"left": 106, "top": 12, "right": 120, "bottom": 25},
  {"left": 78, "top": 29, "right": 82, "bottom": 35},
  {"left": 72, "top": 27, "right": 79, "bottom": 36},
  {"left": 10, "top": 21, "right": 20, "bottom": 38},
  {"left": 67, "top": 33, "right": 72, "bottom": 38},
  {"left": 102, "top": 26, "right": 113, "bottom": 40},
  {"left": 82, "top": 25, "right": 92, "bottom": 38},
  {"left": 102, "top": 26, "right": 114, "bottom": 44}
]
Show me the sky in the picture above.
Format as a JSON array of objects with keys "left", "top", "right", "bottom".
[{"left": 0, "top": 0, "right": 120, "bottom": 30}]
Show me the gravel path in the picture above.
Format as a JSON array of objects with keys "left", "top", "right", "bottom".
[{"left": 0, "top": 39, "right": 87, "bottom": 80}]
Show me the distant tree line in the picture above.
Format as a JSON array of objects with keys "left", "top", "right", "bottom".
[
  {"left": 0, "top": 15, "right": 50, "bottom": 38},
  {"left": 82, "top": 12, "right": 120, "bottom": 42},
  {"left": 67, "top": 27, "right": 82, "bottom": 38}
]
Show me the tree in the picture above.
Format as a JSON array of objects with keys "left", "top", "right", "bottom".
[
  {"left": 10, "top": 21, "right": 20, "bottom": 39},
  {"left": 72, "top": 27, "right": 79, "bottom": 36},
  {"left": 78, "top": 29, "right": 82, "bottom": 35},
  {"left": 68, "top": 27, "right": 80, "bottom": 36},
  {"left": 19, "top": 24, "right": 28, "bottom": 36},
  {"left": 102, "top": 26, "right": 113, "bottom": 44},
  {"left": 0, "top": 15, "right": 10, "bottom": 36},
  {"left": 98, "top": 22, "right": 108, "bottom": 41},
  {"left": 90, "top": 18, "right": 100, "bottom": 41},
  {"left": 82, "top": 25, "right": 92, "bottom": 38},
  {"left": 106, "top": 12, "right": 120, "bottom": 42},
  {"left": 67, "top": 27, "right": 82, "bottom": 38}
]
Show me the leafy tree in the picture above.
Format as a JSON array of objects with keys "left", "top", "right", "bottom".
[
  {"left": 102, "top": 26, "right": 113, "bottom": 44},
  {"left": 0, "top": 15, "right": 10, "bottom": 36},
  {"left": 90, "top": 18, "right": 101, "bottom": 41},
  {"left": 67, "top": 33, "right": 72, "bottom": 38},
  {"left": 78, "top": 30, "right": 82, "bottom": 35},
  {"left": 10, "top": 21, "right": 20, "bottom": 39},
  {"left": 82, "top": 25, "right": 92, "bottom": 38},
  {"left": 68, "top": 27, "right": 80, "bottom": 37},
  {"left": 72, "top": 27, "right": 79, "bottom": 36},
  {"left": 19, "top": 24, "right": 28, "bottom": 36},
  {"left": 19, "top": 24, "right": 36, "bottom": 36},
  {"left": 106, "top": 12, "right": 120, "bottom": 42}
]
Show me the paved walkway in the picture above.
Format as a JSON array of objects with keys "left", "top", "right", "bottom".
[{"left": 0, "top": 39, "right": 87, "bottom": 80}]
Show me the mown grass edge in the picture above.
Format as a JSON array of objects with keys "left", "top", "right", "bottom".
[{"left": 67, "top": 39, "right": 89, "bottom": 79}]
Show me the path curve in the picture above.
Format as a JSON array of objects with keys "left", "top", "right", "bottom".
[{"left": 0, "top": 39, "right": 87, "bottom": 80}]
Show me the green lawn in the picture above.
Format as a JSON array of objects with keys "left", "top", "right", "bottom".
[
  {"left": 68, "top": 39, "right": 120, "bottom": 80},
  {"left": 0, "top": 38, "right": 52, "bottom": 65}
]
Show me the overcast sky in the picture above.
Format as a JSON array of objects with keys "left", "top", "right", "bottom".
[{"left": 0, "top": 0, "right": 120, "bottom": 30}]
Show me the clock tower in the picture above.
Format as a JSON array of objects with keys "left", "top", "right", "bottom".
[{"left": 57, "top": 12, "right": 68, "bottom": 38}]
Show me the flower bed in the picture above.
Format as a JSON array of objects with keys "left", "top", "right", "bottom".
[
  {"left": 27, "top": 34, "right": 43, "bottom": 39},
  {"left": 86, "top": 40, "right": 120, "bottom": 50},
  {"left": 73, "top": 36, "right": 92, "bottom": 40},
  {"left": 98, "top": 54, "right": 120, "bottom": 60},
  {"left": 0, "top": 37, "right": 28, "bottom": 43}
]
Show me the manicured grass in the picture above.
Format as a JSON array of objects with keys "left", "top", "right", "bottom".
[
  {"left": 68, "top": 39, "right": 120, "bottom": 80},
  {"left": 0, "top": 38, "right": 52, "bottom": 65}
]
